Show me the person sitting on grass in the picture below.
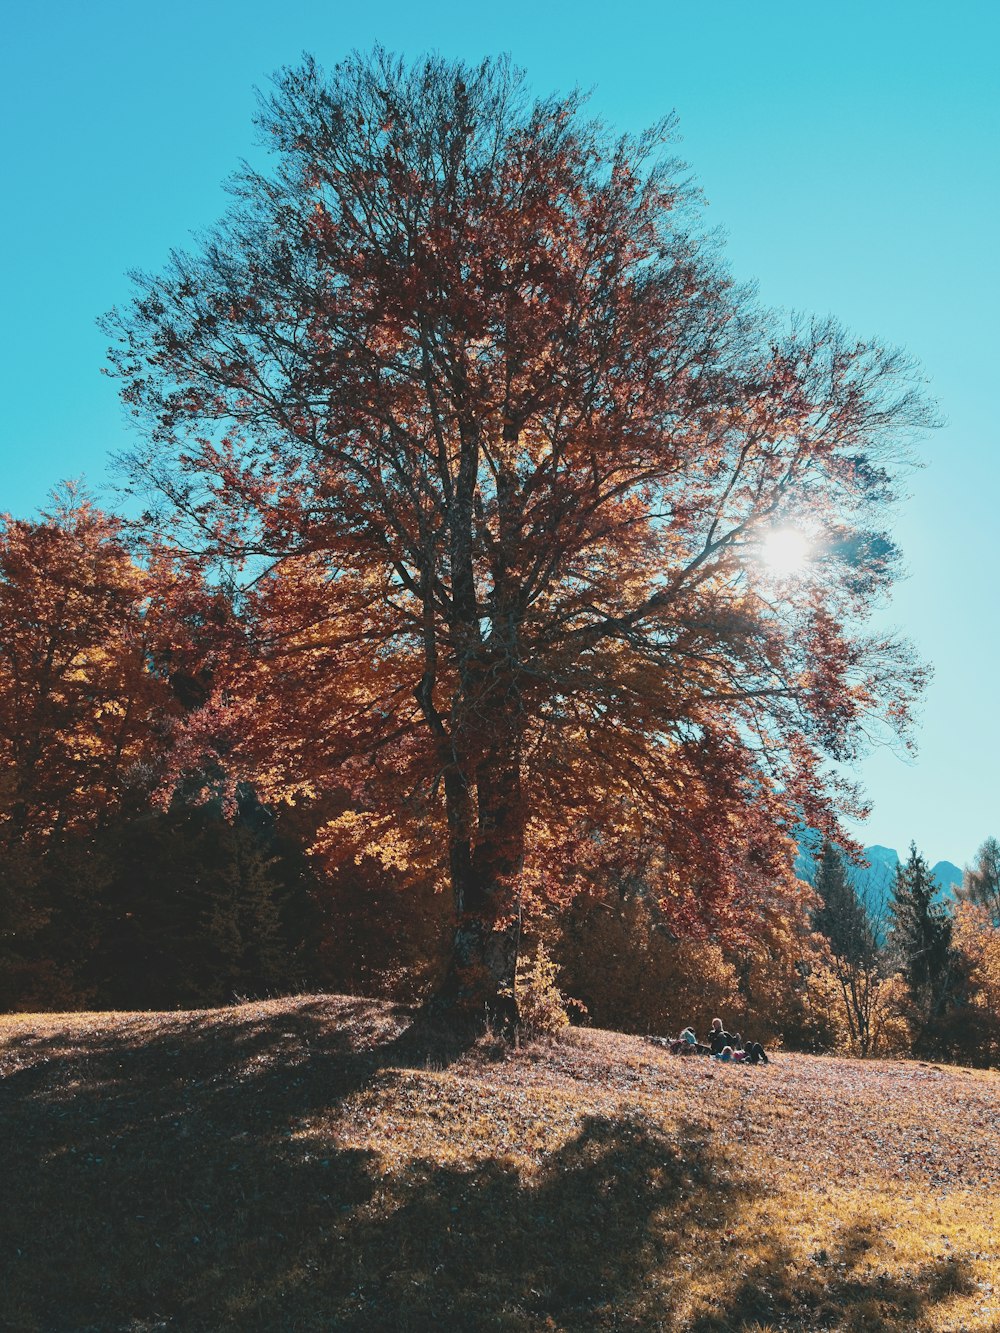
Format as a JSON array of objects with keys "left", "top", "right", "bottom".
[
  {"left": 708, "top": 1017, "right": 737, "bottom": 1054},
  {"left": 742, "top": 1039, "right": 769, "bottom": 1065},
  {"left": 712, "top": 1044, "right": 757, "bottom": 1064},
  {"left": 708, "top": 1017, "right": 769, "bottom": 1064},
  {"left": 674, "top": 1023, "right": 714, "bottom": 1055}
]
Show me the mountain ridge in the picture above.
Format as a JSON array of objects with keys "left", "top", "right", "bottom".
[{"left": 795, "top": 839, "right": 963, "bottom": 918}]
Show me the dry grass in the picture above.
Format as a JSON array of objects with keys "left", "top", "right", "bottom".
[{"left": 3, "top": 996, "right": 1000, "bottom": 1331}]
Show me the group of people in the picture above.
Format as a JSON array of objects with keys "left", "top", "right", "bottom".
[{"left": 666, "top": 1017, "right": 769, "bottom": 1065}]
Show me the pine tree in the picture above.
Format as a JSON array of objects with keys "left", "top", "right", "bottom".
[
  {"left": 888, "top": 842, "right": 955, "bottom": 1048},
  {"left": 813, "top": 840, "right": 877, "bottom": 966},
  {"left": 86, "top": 800, "right": 310, "bottom": 1009},
  {"left": 199, "top": 825, "right": 288, "bottom": 1004},
  {"left": 0, "top": 847, "right": 52, "bottom": 1010},
  {"left": 811, "top": 840, "right": 885, "bottom": 1054}
]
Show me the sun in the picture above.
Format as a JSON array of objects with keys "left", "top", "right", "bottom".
[{"left": 761, "top": 528, "right": 811, "bottom": 577}]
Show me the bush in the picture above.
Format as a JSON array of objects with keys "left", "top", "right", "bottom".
[{"left": 513, "top": 942, "right": 573, "bottom": 1038}]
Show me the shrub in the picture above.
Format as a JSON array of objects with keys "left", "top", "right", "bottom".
[{"left": 513, "top": 942, "right": 573, "bottom": 1038}]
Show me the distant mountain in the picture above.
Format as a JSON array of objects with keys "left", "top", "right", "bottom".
[
  {"left": 930, "top": 860, "right": 963, "bottom": 896},
  {"left": 795, "top": 836, "right": 962, "bottom": 930},
  {"left": 933, "top": 863, "right": 965, "bottom": 895},
  {"left": 851, "top": 845, "right": 899, "bottom": 910}
]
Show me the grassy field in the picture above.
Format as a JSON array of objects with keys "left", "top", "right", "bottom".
[{"left": 2, "top": 996, "right": 1000, "bottom": 1332}]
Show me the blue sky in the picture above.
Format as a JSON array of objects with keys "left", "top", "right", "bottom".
[{"left": 2, "top": 1, "right": 997, "bottom": 865}]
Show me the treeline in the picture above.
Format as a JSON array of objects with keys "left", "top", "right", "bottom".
[
  {"left": 803, "top": 837, "right": 1000, "bottom": 1064},
  {"left": 509, "top": 838, "right": 1000, "bottom": 1065},
  {"left": 3, "top": 494, "right": 999, "bottom": 1066},
  {"left": 0, "top": 492, "right": 452, "bottom": 1012}
]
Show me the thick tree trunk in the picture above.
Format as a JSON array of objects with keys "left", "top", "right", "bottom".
[
  {"left": 445, "top": 906, "right": 521, "bottom": 1031},
  {"left": 431, "top": 428, "right": 527, "bottom": 1030},
  {"left": 435, "top": 745, "right": 525, "bottom": 1032}
]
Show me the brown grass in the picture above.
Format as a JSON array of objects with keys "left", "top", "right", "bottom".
[{"left": 2, "top": 995, "right": 1000, "bottom": 1331}]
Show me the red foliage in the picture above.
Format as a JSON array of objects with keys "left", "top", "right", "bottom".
[
  {"left": 0, "top": 488, "right": 218, "bottom": 848},
  {"left": 103, "top": 52, "right": 932, "bottom": 1008}
]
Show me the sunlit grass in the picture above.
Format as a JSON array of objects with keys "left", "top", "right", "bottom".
[{"left": 3, "top": 996, "right": 999, "bottom": 1330}]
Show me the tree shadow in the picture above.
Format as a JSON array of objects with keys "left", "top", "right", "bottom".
[
  {"left": 1, "top": 995, "right": 479, "bottom": 1147},
  {"left": 309, "top": 1110, "right": 722, "bottom": 1332},
  {"left": 0, "top": 998, "right": 480, "bottom": 1329},
  {"left": 687, "top": 1216, "right": 977, "bottom": 1332},
  {"left": 0, "top": 1002, "right": 985, "bottom": 1331}
]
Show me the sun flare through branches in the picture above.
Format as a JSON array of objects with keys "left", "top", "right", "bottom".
[{"left": 760, "top": 527, "right": 812, "bottom": 579}]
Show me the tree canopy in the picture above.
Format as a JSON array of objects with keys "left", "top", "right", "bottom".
[
  {"left": 0, "top": 489, "right": 204, "bottom": 850},
  {"left": 960, "top": 836, "right": 1000, "bottom": 925},
  {"left": 103, "top": 49, "right": 932, "bottom": 1019}
]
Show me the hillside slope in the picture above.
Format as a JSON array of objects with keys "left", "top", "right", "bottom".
[{"left": 3, "top": 995, "right": 1000, "bottom": 1331}]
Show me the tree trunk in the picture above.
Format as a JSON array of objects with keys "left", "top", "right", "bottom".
[{"left": 435, "top": 744, "right": 525, "bottom": 1032}]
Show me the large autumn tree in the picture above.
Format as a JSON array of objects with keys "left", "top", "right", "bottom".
[{"left": 103, "top": 50, "right": 930, "bottom": 1021}]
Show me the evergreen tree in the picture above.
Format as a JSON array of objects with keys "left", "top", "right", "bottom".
[
  {"left": 811, "top": 840, "right": 885, "bottom": 1054},
  {"left": 0, "top": 847, "right": 54, "bottom": 1010},
  {"left": 888, "top": 842, "right": 955, "bottom": 1048},
  {"left": 812, "top": 840, "right": 877, "bottom": 966},
  {"left": 82, "top": 795, "right": 314, "bottom": 1009}
]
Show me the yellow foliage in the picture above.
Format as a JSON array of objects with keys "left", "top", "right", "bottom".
[
  {"left": 555, "top": 895, "right": 738, "bottom": 1037},
  {"left": 512, "top": 942, "right": 572, "bottom": 1037},
  {"left": 952, "top": 903, "right": 1000, "bottom": 1062},
  {"left": 804, "top": 958, "right": 912, "bottom": 1057}
]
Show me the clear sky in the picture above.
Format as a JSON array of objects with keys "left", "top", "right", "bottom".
[{"left": 2, "top": 1, "right": 997, "bottom": 866}]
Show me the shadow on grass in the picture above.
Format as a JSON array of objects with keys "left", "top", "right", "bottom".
[
  {"left": 0, "top": 1001, "right": 981, "bottom": 1331},
  {"left": 688, "top": 1245, "right": 975, "bottom": 1333}
]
